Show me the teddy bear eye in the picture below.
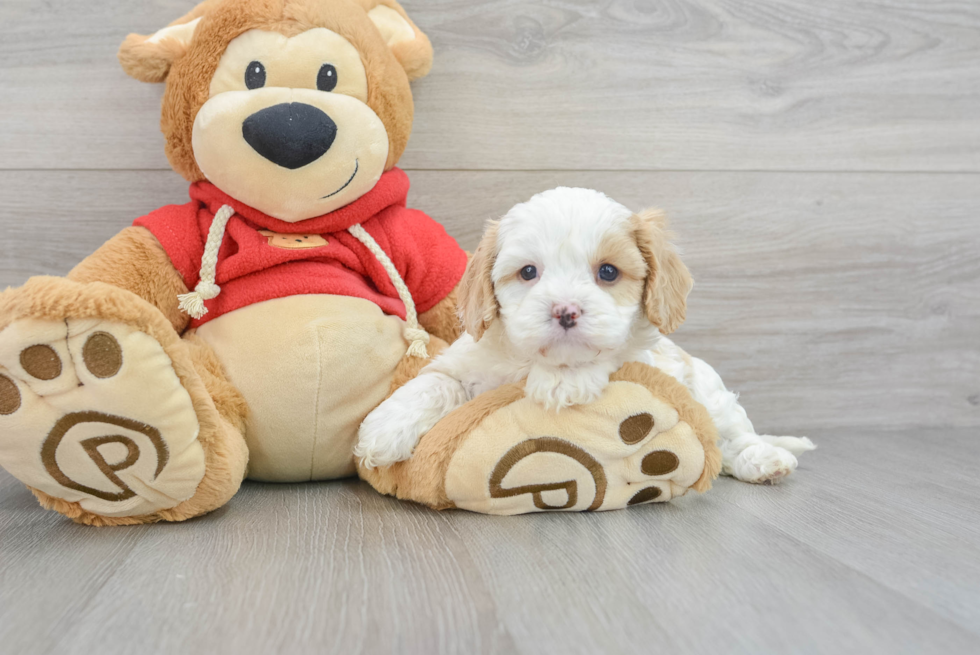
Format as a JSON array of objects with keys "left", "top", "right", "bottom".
[
  {"left": 598, "top": 264, "right": 619, "bottom": 282},
  {"left": 245, "top": 61, "right": 266, "bottom": 89},
  {"left": 519, "top": 265, "right": 537, "bottom": 281},
  {"left": 317, "top": 64, "right": 338, "bottom": 92}
]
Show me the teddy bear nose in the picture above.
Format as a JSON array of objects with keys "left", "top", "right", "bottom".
[{"left": 242, "top": 102, "right": 338, "bottom": 170}]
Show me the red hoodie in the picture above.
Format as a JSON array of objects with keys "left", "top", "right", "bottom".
[{"left": 135, "top": 168, "right": 467, "bottom": 328}]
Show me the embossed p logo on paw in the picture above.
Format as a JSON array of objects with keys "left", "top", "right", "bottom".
[{"left": 40, "top": 411, "right": 170, "bottom": 502}]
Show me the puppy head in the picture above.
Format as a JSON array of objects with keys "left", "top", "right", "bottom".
[
  {"left": 458, "top": 188, "right": 692, "bottom": 365},
  {"left": 118, "top": 0, "right": 432, "bottom": 222}
]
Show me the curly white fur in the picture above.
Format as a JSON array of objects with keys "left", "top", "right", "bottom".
[{"left": 355, "top": 188, "right": 815, "bottom": 481}]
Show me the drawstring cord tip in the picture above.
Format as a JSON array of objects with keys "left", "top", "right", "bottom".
[
  {"left": 403, "top": 327, "right": 430, "bottom": 359},
  {"left": 177, "top": 281, "right": 220, "bottom": 320}
]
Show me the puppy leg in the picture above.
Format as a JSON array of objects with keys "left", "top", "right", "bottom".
[
  {"left": 650, "top": 339, "right": 815, "bottom": 484},
  {"left": 355, "top": 372, "right": 469, "bottom": 469}
]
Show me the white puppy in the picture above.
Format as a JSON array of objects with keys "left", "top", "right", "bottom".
[{"left": 355, "top": 188, "right": 814, "bottom": 483}]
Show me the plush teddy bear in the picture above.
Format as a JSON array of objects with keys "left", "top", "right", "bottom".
[{"left": 0, "top": 0, "right": 719, "bottom": 524}]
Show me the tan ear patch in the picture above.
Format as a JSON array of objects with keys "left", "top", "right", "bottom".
[
  {"left": 594, "top": 227, "right": 647, "bottom": 307},
  {"left": 457, "top": 221, "right": 500, "bottom": 340},
  {"left": 632, "top": 209, "right": 693, "bottom": 335}
]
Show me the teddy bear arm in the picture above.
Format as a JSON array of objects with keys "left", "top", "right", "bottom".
[{"left": 67, "top": 226, "right": 191, "bottom": 334}]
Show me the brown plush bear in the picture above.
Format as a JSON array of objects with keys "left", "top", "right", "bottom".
[{"left": 0, "top": 0, "right": 719, "bottom": 525}]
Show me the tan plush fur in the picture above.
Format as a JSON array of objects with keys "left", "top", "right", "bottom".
[
  {"left": 631, "top": 210, "right": 693, "bottom": 336},
  {"left": 0, "top": 277, "right": 249, "bottom": 525},
  {"left": 119, "top": 0, "right": 429, "bottom": 181},
  {"left": 386, "top": 335, "right": 448, "bottom": 395},
  {"left": 68, "top": 227, "right": 191, "bottom": 334},
  {"left": 418, "top": 284, "right": 463, "bottom": 345},
  {"left": 457, "top": 221, "right": 500, "bottom": 340}
]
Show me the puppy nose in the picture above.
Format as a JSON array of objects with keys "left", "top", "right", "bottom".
[
  {"left": 242, "top": 102, "right": 337, "bottom": 170},
  {"left": 552, "top": 304, "right": 581, "bottom": 330}
]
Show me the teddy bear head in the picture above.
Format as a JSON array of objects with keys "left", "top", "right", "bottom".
[{"left": 119, "top": 0, "right": 432, "bottom": 222}]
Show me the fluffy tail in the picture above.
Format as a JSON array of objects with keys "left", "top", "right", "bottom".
[{"left": 760, "top": 435, "right": 817, "bottom": 457}]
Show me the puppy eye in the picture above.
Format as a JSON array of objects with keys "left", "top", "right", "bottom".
[
  {"left": 598, "top": 264, "right": 619, "bottom": 282},
  {"left": 519, "top": 265, "right": 538, "bottom": 281},
  {"left": 245, "top": 61, "right": 266, "bottom": 89},
  {"left": 317, "top": 64, "right": 338, "bottom": 92}
]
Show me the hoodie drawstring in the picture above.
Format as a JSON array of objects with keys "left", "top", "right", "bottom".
[
  {"left": 347, "top": 223, "right": 429, "bottom": 359},
  {"left": 177, "top": 204, "right": 235, "bottom": 320},
  {"left": 176, "top": 206, "right": 430, "bottom": 359}
]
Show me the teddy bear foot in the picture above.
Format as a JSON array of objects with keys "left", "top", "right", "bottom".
[
  {"left": 0, "top": 317, "right": 207, "bottom": 518},
  {"left": 359, "top": 362, "right": 722, "bottom": 515}
]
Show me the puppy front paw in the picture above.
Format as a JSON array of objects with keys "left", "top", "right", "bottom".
[
  {"left": 354, "top": 407, "right": 423, "bottom": 469},
  {"left": 354, "top": 410, "right": 421, "bottom": 469},
  {"left": 355, "top": 373, "right": 470, "bottom": 469}
]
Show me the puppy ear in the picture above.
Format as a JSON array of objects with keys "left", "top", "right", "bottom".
[
  {"left": 118, "top": 15, "right": 203, "bottom": 83},
  {"left": 457, "top": 220, "right": 500, "bottom": 341},
  {"left": 632, "top": 209, "right": 693, "bottom": 335},
  {"left": 367, "top": 1, "right": 434, "bottom": 81}
]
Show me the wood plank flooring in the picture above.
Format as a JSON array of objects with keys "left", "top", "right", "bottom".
[{"left": 2, "top": 430, "right": 979, "bottom": 655}]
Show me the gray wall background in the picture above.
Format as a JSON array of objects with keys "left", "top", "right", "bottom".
[{"left": 1, "top": 0, "right": 978, "bottom": 434}]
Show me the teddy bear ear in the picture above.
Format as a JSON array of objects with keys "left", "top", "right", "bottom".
[
  {"left": 366, "top": 1, "right": 434, "bottom": 81},
  {"left": 118, "top": 16, "right": 203, "bottom": 83}
]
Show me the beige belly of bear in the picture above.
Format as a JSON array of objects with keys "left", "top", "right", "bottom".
[{"left": 195, "top": 295, "right": 407, "bottom": 482}]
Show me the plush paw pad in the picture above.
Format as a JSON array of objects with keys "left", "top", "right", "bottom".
[
  {"left": 443, "top": 380, "right": 709, "bottom": 514},
  {"left": 0, "top": 319, "right": 205, "bottom": 517}
]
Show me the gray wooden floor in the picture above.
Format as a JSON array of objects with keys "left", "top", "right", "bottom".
[
  {"left": 1, "top": 429, "right": 979, "bottom": 655},
  {"left": 1, "top": 1, "right": 978, "bottom": 653}
]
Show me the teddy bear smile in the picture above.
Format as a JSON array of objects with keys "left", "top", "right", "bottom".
[{"left": 322, "top": 159, "right": 359, "bottom": 199}]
